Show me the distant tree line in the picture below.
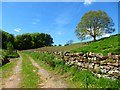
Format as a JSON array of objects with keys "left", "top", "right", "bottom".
[
  {"left": 1, "top": 30, "right": 14, "bottom": 49},
  {"left": 1, "top": 30, "right": 54, "bottom": 50},
  {"left": 64, "top": 40, "right": 74, "bottom": 46},
  {"left": 14, "top": 33, "right": 53, "bottom": 50}
]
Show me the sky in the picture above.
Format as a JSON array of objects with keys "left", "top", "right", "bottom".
[{"left": 1, "top": 1, "right": 118, "bottom": 45}]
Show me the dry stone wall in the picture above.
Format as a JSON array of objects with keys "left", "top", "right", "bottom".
[
  {"left": 63, "top": 52, "right": 120, "bottom": 79},
  {"left": 33, "top": 50, "right": 120, "bottom": 79}
]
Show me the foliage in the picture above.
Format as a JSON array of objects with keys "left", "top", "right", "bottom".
[
  {"left": 14, "top": 33, "right": 33, "bottom": 50},
  {"left": 64, "top": 44, "right": 69, "bottom": 46},
  {"left": 71, "top": 34, "right": 119, "bottom": 55},
  {"left": 1, "top": 30, "right": 54, "bottom": 50},
  {"left": 75, "top": 10, "right": 115, "bottom": 41},
  {"left": 14, "top": 33, "right": 54, "bottom": 50},
  {"left": 6, "top": 53, "right": 19, "bottom": 58},
  {"left": 58, "top": 44, "right": 62, "bottom": 46},
  {"left": 54, "top": 45, "right": 57, "bottom": 46},
  {"left": 1, "top": 30, "right": 14, "bottom": 49},
  {"left": 7, "top": 42, "right": 14, "bottom": 54},
  {"left": 24, "top": 51, "right": 120, "bottom": 88},
  {"left": 2, "top": 49, "right": 19, "bottom": 59},
  {"left": 1, "top": 30, "right": 19, "bottom": 58}
]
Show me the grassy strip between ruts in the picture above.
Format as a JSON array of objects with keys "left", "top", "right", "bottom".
[
  {"left": 19, "top": 52, "right": 40, "bottom": 88},
  {"left": 2, "top": 59, "right": 18, "bottom": 79},
  {"left": 24, "top": 51, "right": 120, "bottom": 88}
]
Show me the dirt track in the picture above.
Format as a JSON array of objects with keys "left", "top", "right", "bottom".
[
  {"left": 2, "top": 56, "right": 22, "bottom": 88},
  {"left": 2, "top": 53, "right": 72, "bottom": 88},
  {"left": 28, "top": 55, "right": 69, "bottom": 88}
]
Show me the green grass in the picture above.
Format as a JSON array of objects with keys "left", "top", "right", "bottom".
[
  {"left": 20, "top": 52, "right": 40, "bottom": 88},
  {"left": 30, "top": 42, "right": 88, "bottom": 52},
  {"left": 2, "top": 59, "right": 18, "bottom": 79},
  {"left": 1, "top": 49, "right": 19, "bottom": 58},
  {"left": 23, "top": 51, "right": 120, "bottom": 88},
  {"left": 71, "top": 34, "right": 120, "bottom": 55}
]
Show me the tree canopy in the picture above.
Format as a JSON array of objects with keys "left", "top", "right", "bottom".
[
  {"left": 1, "top": 30, "right": 14, "bottom": 49},
  {"left": 14, "top": 33, "right": 32, "bottom": 50},
  {"left": 14, "top": 33, "right": 54, "bottom": 50},
  {"left": 1, "top": 30, "right": 54, "bottom": 50},
  {"left": 75, "top": 10, "right": 115, "bottom": 41},
  {"left": 7, "top": 42, "right": 14, "bottom": 54}
]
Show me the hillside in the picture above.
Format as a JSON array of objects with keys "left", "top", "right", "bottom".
[
  {"left": 34, "top": 34, "right": 119, "bottom": 56},
  {"left": 71, "top": 34, "right": 120, "bottom": 55},
  {"left": 34, "top": 42, "right": 91, "bottom": 52}
]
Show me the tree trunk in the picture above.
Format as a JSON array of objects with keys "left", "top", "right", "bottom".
[{"left": 93, "top": 36, "right": 96, "bottom": 41}]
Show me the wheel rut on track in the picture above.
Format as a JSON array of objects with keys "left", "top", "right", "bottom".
[{"left": 28, "top": 55, "right": 69, "bottom": 88}]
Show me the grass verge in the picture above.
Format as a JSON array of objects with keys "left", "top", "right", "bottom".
[
  {"left": 24, "top": 51, "right": 120, "bottom": 88},
  {"left": 2, "top": 59, "right": 18, "bottom": 79},
  {"left": 20, "top": 52, "right": 40, "bottom": 88}
]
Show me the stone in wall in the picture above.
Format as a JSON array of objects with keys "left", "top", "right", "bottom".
[
  {"left": 88, "top": 63, "right": 94, "bottom": 69},
  {"left": 96, "top": 53, "right": 103, "bottom": 58},
  {"left": 88, "top": 52, "right": 96, "bottom": 58},
  {"left": 101, "top": 69, "right": 107, "bottom": 74},
  {"left": 76, "top": 52, "right": 84, "bottom": 56},
  {"left": 64, "top": 51, "right": 70, "bottom": 56},
  {"left": 64, "top": 56, "right": 69, "bottom": 61},
  {"left": 77, "top": 62, "right": 82, "bottom": 67}
]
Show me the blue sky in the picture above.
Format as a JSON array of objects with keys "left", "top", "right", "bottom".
[{"left": 2, "top": 2, "right": 118, "bottom": 45}]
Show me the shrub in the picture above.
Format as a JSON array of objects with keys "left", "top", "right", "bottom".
[{"left": 7, "top": 42, "right": 14, "bottom": 54}]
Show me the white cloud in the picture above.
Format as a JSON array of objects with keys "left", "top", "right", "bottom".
[
  {"left": 14, "top": 28, "right": 21, "bottom": 32},
  {"left": 102, "top": 34, "right": 110, "bottom": 38},
  {"left": 54, "top": 13, "right": 70, "bottom": 36},
  {"left": 84, "top": 0, "right": 95, "bottom": 5},
  {"left": 55, "top": 17, "right": 69, "bottom": 26},
  {"left": 35, "top": 19, "right": 40, "bottom": 22},
  {"left": 56, "top": 31, "right": 62, "bottom": 35},
  {"left": 55, "top": 12, "right": 70, "bottom": 27},
  {"left": 32, "top": 19, "right": 40, "bottom": 25},
  {"left": 32, "top": 22, "right": 37, "bottom": 25}
]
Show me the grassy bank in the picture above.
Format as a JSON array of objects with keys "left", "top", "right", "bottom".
[
  {"left": 71, "top": 34, "right": 120, "bottom": 55},
  {"left": 20, "top": 52, "right": 40, "bottom": 88},
  {"left": 2, "top": 59, "right": 18, "bottom": 79},
  {"left": 24, "top": 51, "right": 120, "bottom": 88}
]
